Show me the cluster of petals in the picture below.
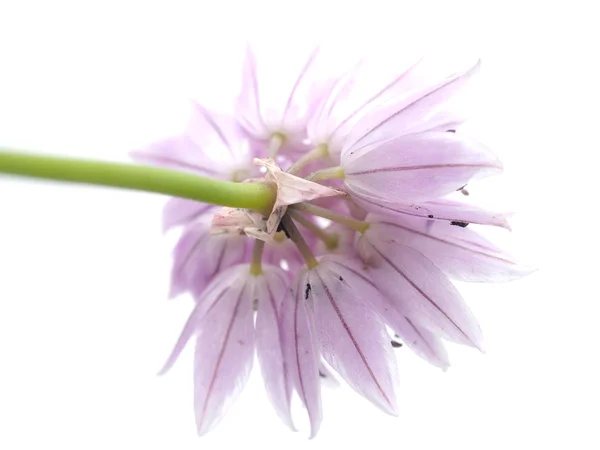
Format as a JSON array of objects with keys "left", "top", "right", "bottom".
[{"left": 131, "top": 42, "right": 533, "bottom": 437}]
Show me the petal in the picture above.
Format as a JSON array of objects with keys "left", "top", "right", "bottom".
[
  {"left": 129, "top": 135, "right": 222, "bottom": 176},
  {"left": 359, "top": 234, "right": 484, "bottom": 349},
  {"left": 369, "top": 218, "right": 535, "bottom": 282},
  {"left": 194, "top": 276, "right": 255, "bottom": 435},
  {"left": 158, "top": 265, "right": 250, "bottom": 375},
  {"left": 281, "top": 276, "right": 322, "bottom": 438},
  {"left": 309, "top": 52, "right": 425, "bottom": 153},
  {"left": 345, "top": 59, "right": 481, "bottom": 150},
  {"left": 236, "top": 44, "right": 266, "bottom": 139},
  {"left": 236, "top": 43, "right": 333, "bottom": 145},
  {"left": 306, "top": 263, "right": 399, "bottom": 415},
  {"left": 353, "top": 195, "right": 511, "bottom": 229},
  {"left": 326, "top": 258, "right": 450, "bottom": 370},
  {"left": 318, "top": 359, "right": 341, "bottom": 389},
  {"left": 170, "top": 221, "right": 247, "bottom": 298},
  {"left": 131, "top": 104, "right": 249, "bottom": 175},
  {"left": 188, "top": 102, "right": 243, "bottom": 162},
  {"left": 162, "top": 198, "right": 214, "bottom": 232},
  {"left": 344, "top": 132, "right": 503, "bottom": 202},
  {"left": 255, "top": 267, "right": 295, "bottom": 430},
  {"left": 263, "top": 236, "right": 308, "bottom": 274}
]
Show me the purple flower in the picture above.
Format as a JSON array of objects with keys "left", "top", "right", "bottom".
[{"left": 133, "top": 43, "right": 533, "bottom": 437}]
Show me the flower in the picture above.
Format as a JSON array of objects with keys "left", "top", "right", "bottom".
[{"left": 133, "top": 42, "right": 533, "bottom": 437}]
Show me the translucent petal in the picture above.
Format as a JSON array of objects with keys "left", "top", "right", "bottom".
[
  {"left": 359, "top": 234, "right": 484, "bottom": 349},
  {"left": 305, "top": 262, "right": 399, "bottom": 415},
  {"left": 344, "top": 132, "right": 502, "bottom": 202},
  {"left": 369, "top": 217, "right": 535, "bottom": 282},
  {"left": 353, "top": 195, "right": 511, "bottom": 229},
  {"left": 345, "top": 59, "right": 481, "bottom": 151},
  {"left": 170, "top": 220, "right": 247, "bottom": 298},
  {"left": 158, "top": 265, "right": 250, "bottom": 375},
  {"left": 255, "top": 267, "right": 295, "bottom": 430},
  {"left": 162, "top": 198, "right": 214, "bottom": 232},
  {"left": 194, "top": 276, "right": 255, "bottom": 435},
  {"left": 326, "top": 258, "right": 450, "bottom": 370},
  {"left": 281, "top": 276, "right": 322, "bottom": 438}
]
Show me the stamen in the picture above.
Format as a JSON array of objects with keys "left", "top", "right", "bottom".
[
  {"left": 281, "top": 214, "right": 319, "bottom": 269},
  {"left": 306, "top": 165, "right": 345, "bottom": 182},
  {"left": 268, "top": 132, "right": 286, "bottom": 158},
  {"left": 289, "top": 210, "right": 339, "bottom": 250},
  {"left": 249, "top": 240, "right": 265, "bottom": 275},
  {"left": 287, "top": 143, "right": 329, "bottom": 175},
  {"left": 291, "top": 203, "right": 370, "bottom": 234}
]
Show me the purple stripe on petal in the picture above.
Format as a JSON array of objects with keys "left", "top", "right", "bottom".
[
  {"left": 370, "top": 218, "right": 534, "bottom": 282},
  {"left": 344, "top": 132, "right": 503, "bottom": 202},
  {"left": 194, "top": 275, "right": 255, "bottom": 435},
  {"left": 347, "top": 162, "right": 501, "bottom": 176},
  {"left": 282, "top": 274, "right": 322, "bottom": 438},
  {"left": 346, "top": 59, "right": 481, "bottom": 150},
  {"left": 129, "top": 136, "right": 222, "bottom": 176},
  {"left": 159, "top": 265, "right": 250, "bottom": 375},
  {"left": 361, "top": 235, "right": 484, "bottom": 350},
  {"left": 192, "top": 102, "right": 236, "bottom": 157},
  {"left": 281, "top": 47, "right": 320, "bottom": 124},
  {"left": 353, "top": 194, "right": 511, "bottom": 229},
  {"left": 325, "top": 258, "right": 449, "bottom": 370},
  {"left": 255, "top": 267, "right": 295, "bottom": 430},
  {"left": 328, "top": 58, "right": 424, "bottom": 145},
  {"left": 162, "top": 198, "right": 214, "bottom": 233},
  {"left": 310, "top": 266, "right": 398, "bottom": 415}
]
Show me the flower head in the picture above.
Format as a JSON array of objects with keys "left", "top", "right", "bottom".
[{"left": 134, "top": 42, "right": 533, "bottom": 437}]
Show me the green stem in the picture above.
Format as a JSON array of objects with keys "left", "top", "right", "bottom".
[
  {"left": 0, "top": 150, "right": 275, "bottom": 213},
  {"left": 281, "top": 214, "right": 319, "bottom": 269},
  {"left": 288, "top": 210, "right": 339, "bottom": 250},
  {"left": 268, "top": 133, "right": 285, "bottom": 158},
  {"left": 249, "top": 240, "right": 265, "bottom": 275},
  {"left": 287, "top": 144, "right": 329, "bottom": 175},
  {"left": 291, "top": 202, "right": 370, "bottom": 234},
  {"left": 307, "top": 165, "right": 345, "bottom": 182}
]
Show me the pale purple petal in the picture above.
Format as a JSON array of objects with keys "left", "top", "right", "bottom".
[
  {"left": 353, "top": 195, "right": 511, "bottom": 229},
  {"left": 343, "top": 132, "right": 503, "bottom": 202},
  {"left": 262, "top": 237, "right": 308, "bottom": 275},
  {"left": 369, "top": 217, "right": 534, "bottom": 282},
  {"left": 162, "top": 198, "right": 214, "bottom": 233},
  {"left": 303, "top": 262, "right": 399, "bottom": 415},
  {"left": 255, "top": 266, "right": 295, "bottom": 430},
  {"left": 345, "top": 59, "right": 481, "bottom": 150},
  {"left": 158, "top": 265, "right": 250, "bottom": 375},
  {"left": 318, "top": 359, "right": 341, "bottom": 388},
  {"left": 308, "top": 53, "right": 425, "bottom": 153},
  {"left": 170, "top": 221, "right": 247, "bottom": 299},
  {"left": 235, "top": 44, "right": 266, "bottom": 140},
  {"left": 194, "top": 274, "right": 255, "bottom": 435},
  {"left": 307, "top": 60, "right": 363, "bottom": 147},
  {"left": 131, "top": 104, "right": 251, "bottom": 176},
  {"left": 129, "top": 135, "right": 222, "bottom": 176},
  {"left": 324, "top": 257, "right": 449, "bottom": 370},
  {"left": 359, "top": 233, "right": 484, "bottom": 349},
  {"left": 236, "top": 43, "right": 333, "bottom": 146},
  {"left": 280, "top": 46, "right": 321, "bottom": 131},
  {"left": 281, "top": 276, "right": 322, "bottom": 438}
]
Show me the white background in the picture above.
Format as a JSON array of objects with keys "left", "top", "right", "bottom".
[{"left": 0, "top": 1, "right": 598, "bottom": 449}]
